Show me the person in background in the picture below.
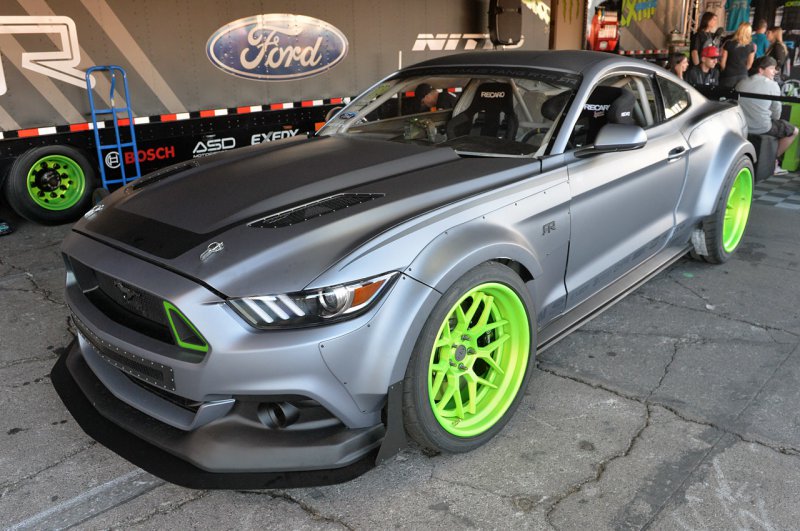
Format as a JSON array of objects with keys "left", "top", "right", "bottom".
[
  {"left": 752, "top": 19, "right": 769, "bottom": 58},
  {"left": 720, "top": 22, "right": 755, "bottom": 89},
  {"left": 686, "top": 46, "right": 721, "bottom": 88},
  {"left": 766, "top": 26, "right": 788, "bottom": 81},
  {"left": 737, "top": 56, "right": 799, "bottom": 175},
  {"left": 691, "top": 12, "right": 719, "bottom": 66},
  {"left": 667, "top": 53, "right": 689, "bottom": 80},
  {"left": 413, "top": 83, "right": 456, "bottom": 113}
]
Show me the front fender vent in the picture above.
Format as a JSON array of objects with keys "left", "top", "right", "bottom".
[{"left": 249, "top": 193, "right": 384, "bottom": 228}]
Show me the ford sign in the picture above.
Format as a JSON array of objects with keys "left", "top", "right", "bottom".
[{"left": 206, "top": 14, "right": 349, "bottom": 81}]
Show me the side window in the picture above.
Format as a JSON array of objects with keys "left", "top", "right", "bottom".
[
  {"left": 656, "top": 76, "right": 690, "bottom": 120},
  {"left": 568, "top": 74, "right": 660, "bottom": 148}
]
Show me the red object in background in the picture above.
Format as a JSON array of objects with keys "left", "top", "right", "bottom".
[{"left": 588, "top": 7, "right": 619, "bottom": 52}]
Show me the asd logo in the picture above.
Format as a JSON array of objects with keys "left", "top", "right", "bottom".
[
  {"left": 207, "top": 14, "right": 348, "bottom": 81},
  {"left": 193, "top": 137, "right": 236, "bottom": 157}
]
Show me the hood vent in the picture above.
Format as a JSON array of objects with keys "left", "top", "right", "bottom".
[
  {"left": 249, "top": 193, "right": 384, "bottom": 229},
  {"left": 132, "top": 161, "right": 199, "bottom": 190}
]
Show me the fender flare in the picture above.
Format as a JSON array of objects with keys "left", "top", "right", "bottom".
[{"left": 387, "top": 218, "right": 544, "bottom": 384}]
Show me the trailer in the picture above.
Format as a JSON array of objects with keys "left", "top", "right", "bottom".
[{"left": 0, "top": 0, "right": 551, "bottom": 224}]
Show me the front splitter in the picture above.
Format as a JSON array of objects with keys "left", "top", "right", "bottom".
[{"left": 50, "top": 340, "right": 382, "bottom": 489}]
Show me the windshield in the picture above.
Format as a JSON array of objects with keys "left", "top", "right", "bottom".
[{"left": 318, "top": 68, "right": 577, "bottom": 158}]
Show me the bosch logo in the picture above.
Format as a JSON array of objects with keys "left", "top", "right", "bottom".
[
  {"left": 104, "top": 147, "right": 176, "bottom": 168},
  {"left": 251, "top": 129, "right": 299, "bottom": 144},
  {"left": 193, "top": 137, "right": 236, "bottom": 157},
  {"left": 585, "top": 104, "right": 611, "bottom": 111},
  {"left": 481, "top": 91, "right": 506, "bottom": 99},
  {"left": 206, "top": 14, "right": 349, "bottom": 81},
  {"left": 104, "top": 151, "right": 121, "bottom": 169}
]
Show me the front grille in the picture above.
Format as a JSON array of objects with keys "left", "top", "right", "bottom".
[
  {"left": 73, "top": 313, "right": 176, "bottom": 391},
  {"left": 249, "top": 193, "right": 384, "bottom": 228},
  {"left": 94, "top": 270, "right": 168, "bottom": 326}
]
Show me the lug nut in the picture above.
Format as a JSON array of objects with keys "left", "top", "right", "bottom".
[
  {"left": 467, "top": 348, "right": 475, "bottom": 354},
  {"left": 449, "top": 360, "right": 457, "bottom": 367},
  {"left": 458, "top": 363, "right": 467, "bottom": 370},
  {"left": 461, "top": 334, "right": 470, "bottom": 340}
]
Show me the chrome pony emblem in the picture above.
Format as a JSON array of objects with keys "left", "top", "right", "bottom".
[{"left": 200, "top": 241, "right": 225, "bottom": 261}]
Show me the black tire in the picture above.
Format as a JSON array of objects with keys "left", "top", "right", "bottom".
[
  {"left": 402, "top": 262, "right": 536, "bottom": 453},
  {"left": 3, "top": 145, "right": 96, "bottom": 224},
  {"left": 694, "top": 156, "right": 754, "bottom": 264}
]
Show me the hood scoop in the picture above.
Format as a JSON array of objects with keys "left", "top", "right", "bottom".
[
  {"left": 249, "top": 193, "right": 384, "bottom": 229},
  {"left": 132, "top": 161, "right": 199, "bottom": 190}
]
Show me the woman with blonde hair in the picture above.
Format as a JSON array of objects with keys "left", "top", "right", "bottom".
[
  {"left": 720, "top": 22, "right": 756, "bottom": 88},
  {"left": 766, "top": 26, "right": 788, "bottom": 80}
]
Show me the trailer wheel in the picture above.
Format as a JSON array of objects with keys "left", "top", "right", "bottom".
[{"left": 3, "top": 146, "right": 96, "bottom": 224}]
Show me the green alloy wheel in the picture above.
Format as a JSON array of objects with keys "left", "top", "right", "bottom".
[
  {"left": 4, "top": 146, "right": 96, "bottom": 224},
  {"left": 403, "top": 262, "right": 535, "bottom": 453},
  {"left": 721, "top": 167, "right": 753, "bottom": 253},
  {"left": 26, "top": 154, "right": 86, "bottom": 211},
  {"left": 696, "top": 156, "right": 754, "bottom": 264}
]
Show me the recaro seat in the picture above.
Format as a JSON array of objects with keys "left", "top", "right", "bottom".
[
  {"left": 570, "top": 86, "right": 636, "bottom": 146},
  {"left": 446, "top": 82, "right": 518, "bottom": 140}
]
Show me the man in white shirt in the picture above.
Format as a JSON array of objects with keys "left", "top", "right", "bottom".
[{"left": 737, "top": 56, "right": 798, "bottom": 173}]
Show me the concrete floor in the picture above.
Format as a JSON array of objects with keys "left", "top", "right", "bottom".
[{"left": 1, "top": 198, "right": 798, "bottom": 530}]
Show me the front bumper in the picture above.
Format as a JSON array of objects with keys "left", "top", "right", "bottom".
[{"left": 51, "top": 339, "right": 387, "bottom": 489}]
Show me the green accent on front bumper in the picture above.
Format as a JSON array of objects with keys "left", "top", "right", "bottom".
[
  {"left": 26, "top": 154, "right": 86, "bottom": 211},
  {"left": 163, "top": 301, "right": 209, "bottom": 353},
  {"left": 427, "top": 282, "right": 530, "bottom": 438},
  {"left": 722, "top": 167, "right": 753, "bottom": 253}
]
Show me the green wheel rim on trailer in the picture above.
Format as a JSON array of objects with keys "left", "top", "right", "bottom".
[
  {"left": 26, "top": 154, "right": 87, "bottom": 211},
  {"left": 722, "top": 167, "right": 753, "bottom": 253},
  {"left": 427, "top": 282, "right": 530, "bottom": 437}
]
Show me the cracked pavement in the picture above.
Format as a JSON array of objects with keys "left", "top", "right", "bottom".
[{"left": 1, "top": 203, "right": 799, "bottom": 530}]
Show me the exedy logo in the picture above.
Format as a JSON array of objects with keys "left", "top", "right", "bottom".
[
  {"left": 251, "top": 129, "right": 299, "bottom": 144},
  {"left": 412, "top": 33, "right": 524, "bottom": 52},
  {"left": 207, "top": 14, "right": 349, "bottom": 81}
]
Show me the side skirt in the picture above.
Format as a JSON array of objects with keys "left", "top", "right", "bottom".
[{"left": 537, "top": 243, "right": 691, "bottom": 352}]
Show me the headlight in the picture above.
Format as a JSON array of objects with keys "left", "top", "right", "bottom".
[{"left": 227, "top": 272, "right": 398, "bottom": 329}]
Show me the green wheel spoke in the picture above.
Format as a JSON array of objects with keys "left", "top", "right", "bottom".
[
  {"left": 466, "top": 378, "right": 478, "bottom": 414},
  {"left": 452, "top": 382, "right": 465, "bottom": 419},
  {"left": 721, "top": 167, "right": 752, "bottom": 253},
  {"left": 430, "top": 369, "right": 447, "bottom": 398},
  {"left": 475, "top": 374, "right": 499, "bottom": 390},
  {"left": 463, "top": 293, "right": 485, "bottom": 325},
  {"left": 476, "top": 319, "right": 508, "bottom": 336},
  {"left": 436, "top": 380, "right": 457, "bottom": 412},
  {"left": 475, "top": 295, "right": 495, "bottom": 329},
  {"left": 479, "top": 333, "right": 510, "bottom": 355},
  {"left": 475, "top": 351, "right": 505, "bottom": 375}
]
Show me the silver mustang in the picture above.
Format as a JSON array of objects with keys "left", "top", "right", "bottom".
[{"left": 52, "top": 51, "right": 755, "bottom": 488}]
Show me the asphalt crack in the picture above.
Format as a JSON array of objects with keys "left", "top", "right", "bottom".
[
  {"left": 536, "top": 366, "right": 800, "bottom": 458},
  {"left": 634, "top": 292, "right": 800, "bottom": 341},
  {"left": 237, "top": 490, "right": 355, "bottom": 529},
  {"left": 648, "top": 340, "right": 681, "bottom": 400},
  {"left": 544, "top": 403, "right": 651, "bottom": 530},
  {"left": 115, "top": 489, "right": 209, "bottom": 527},
  {"left": 0, "top": 441, "right": 97, "bottom": 499}
]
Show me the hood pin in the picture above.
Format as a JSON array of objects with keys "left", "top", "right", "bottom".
[{"left": 200, "top": 241, "right": 224, "bottom": 261}]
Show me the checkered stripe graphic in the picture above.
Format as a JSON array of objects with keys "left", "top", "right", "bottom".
[{"left": 753, "top": 173, "right": 800, "bottom": 210}]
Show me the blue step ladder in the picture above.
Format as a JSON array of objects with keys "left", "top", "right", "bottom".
[{"left": 85, "top": 65, "right": 141, "bottom": 189}]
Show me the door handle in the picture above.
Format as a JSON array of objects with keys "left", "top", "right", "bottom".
[{"left": 667, "top": 146, "right": 686, "bottom": 162}]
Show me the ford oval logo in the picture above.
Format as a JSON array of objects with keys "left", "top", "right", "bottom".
[{"left": 206, "top": 14, "right": 349, "bottom": 81}]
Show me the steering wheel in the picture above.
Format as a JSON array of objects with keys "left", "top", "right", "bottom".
[{"left": 521, "top": 127, "right": 549, "bottom": 144}]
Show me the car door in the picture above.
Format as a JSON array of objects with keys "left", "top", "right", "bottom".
[{"left": 563, "top": 73, "right": 689, "bottom": 309}]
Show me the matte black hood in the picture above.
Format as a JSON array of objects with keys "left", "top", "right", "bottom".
[{"left": 74, "top": 135, "right": 539, "bottom": 296}]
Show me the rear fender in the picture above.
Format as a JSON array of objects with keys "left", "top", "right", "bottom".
[{"left": 680, "top": 116, "right": 755, "bottom": 221}]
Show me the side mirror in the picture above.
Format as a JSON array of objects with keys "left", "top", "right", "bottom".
[{"left": 575, "top": 123, "right": 647, "bottom": 158}]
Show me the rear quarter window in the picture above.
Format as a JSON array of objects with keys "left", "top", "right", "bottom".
[{"left": 657, "top": 76, "right": 690, "bottom": 120}]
